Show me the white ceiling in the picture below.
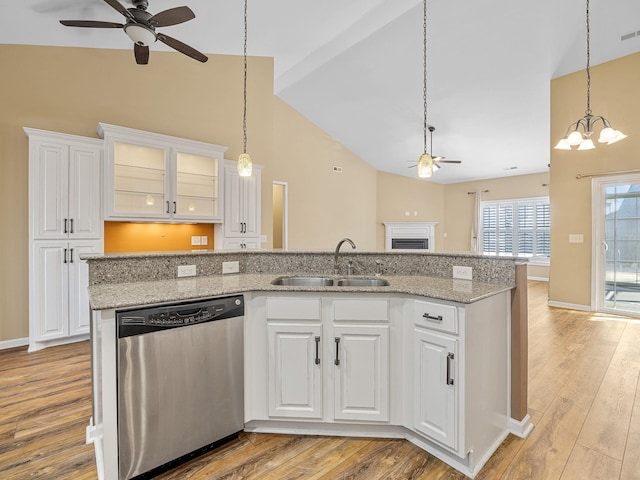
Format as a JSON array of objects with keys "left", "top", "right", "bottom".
[{"left": 2, "top": 0, "right": 640, "bottom": 184}]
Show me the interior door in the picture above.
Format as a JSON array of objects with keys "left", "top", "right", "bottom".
[{"left": 593, "top": 174, "right": 640, "bottom": 317}]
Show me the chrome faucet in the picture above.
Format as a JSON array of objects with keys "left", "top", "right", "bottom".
[{"left": 334, "top": 238, "right": 356, "bottom": 274}]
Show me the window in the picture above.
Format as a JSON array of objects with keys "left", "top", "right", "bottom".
[{"left": 481, "top": 197, "right": 550, "bottom": 259}]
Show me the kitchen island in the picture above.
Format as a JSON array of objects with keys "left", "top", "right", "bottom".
[{"left": 84, "top": 250, "right": 531, "bottom": 480}]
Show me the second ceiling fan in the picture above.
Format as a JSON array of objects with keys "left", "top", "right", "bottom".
[
  {"left": 59, "top": 0, "right": 208, "bottom": 65},
  {"left": 408, "top": 125, "right": 462, "bottom": 170}
]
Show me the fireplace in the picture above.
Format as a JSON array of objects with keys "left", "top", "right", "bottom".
[{"left": 384, "top": 222, "right": 437, "bottom": 252}]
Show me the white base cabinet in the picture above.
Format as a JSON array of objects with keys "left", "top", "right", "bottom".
[{"left": 246, "top": 291, "right": 511, "bottom": 478}]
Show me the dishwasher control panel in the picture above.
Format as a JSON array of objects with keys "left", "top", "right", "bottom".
[{"left": 117, "top": 295, "right": 244, "bottom": 338}]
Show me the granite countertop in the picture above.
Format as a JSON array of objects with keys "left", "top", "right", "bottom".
[{"left": 88, "top": 273, "right": 513, "bottom": 310}]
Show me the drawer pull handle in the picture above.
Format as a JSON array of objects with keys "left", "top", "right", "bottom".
[
  {"left": 446, "top": 353, "right": 455, "bottom": 386},
  {"left": 63, "top": 218, "right": 68, "bottom": 234},
  {"left": 334, "top": 337, "right": 341, "bottom": 366},
  {"left": 314, "top": 336, "right": 320, "bottom": 365},
  {"left": 69, "top": 218, "right": 74, "bottom": 234},
  {"left": 423, "top": 313, "right": 443, "bottom": 322}
]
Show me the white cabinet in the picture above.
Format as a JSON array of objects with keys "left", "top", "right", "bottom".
[
  {"left": 24, "top": 128, "right": 104, "bottom": 351},
  {"left": 99, "top": 123, "right": 226, "bottom": 223},
  {"left": 29, "top": 134, "right": 102, "bottom": 240},
  {"left": 221, "top": 160, "right": 262, "bottom": 249},
  {"left": 414, "top": 328, "right": 458, "bottom": 449},
  {"left": 254, "top": 295, "right": 390, "bottom": 424},
  {"left": 331, "top": 299, "right": 390, "bottom": 423},
  {"left": 32, "top": 241, "right": 102, "bottom": 341}
]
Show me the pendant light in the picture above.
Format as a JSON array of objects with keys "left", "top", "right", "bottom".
[
  {"left": 237, "top": 0, "right": 253, "bottom": 176},
  {"left": 417, "top": 0, "right": 434, "bottom": 178},
  {"left": 554, "top": 0, "right": 627, "bottom": 151}
]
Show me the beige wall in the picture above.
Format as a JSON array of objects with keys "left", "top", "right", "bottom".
[
  {"left": 442, "top": 173, "right": 550, "bottom": 252},
  {"left": 0, "top": 44, "right": 382, "bottom": 342},
  {"left": 271, "top": 99, "right": 378, "bottom": 250},
  {"left": 549, "top": 51, "right": 640, "bottom": 307},
  {"left": 376, "top": 172, "right": 445, "bottom": 251}
]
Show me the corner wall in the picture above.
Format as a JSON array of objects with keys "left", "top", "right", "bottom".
[{"left": 549, "top": 51, "right": 640, "bottom": 307}]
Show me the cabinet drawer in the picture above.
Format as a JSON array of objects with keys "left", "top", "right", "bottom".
[
  {"left": 333, "top": 299, "right": 389, "bottom": 322},
  {"left": 266, "top": 298, "right": 321, "bottom": 320},
  {"left": 414, "top": 300, "right": 458, "bottom": 334}
]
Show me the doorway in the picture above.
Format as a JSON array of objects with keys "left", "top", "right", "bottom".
[
  {"left": 593, "top": 174, "right": 640, "bottom": 317},
  {"left": 272, "top": 182, "right": 288, "bottom": 250}
]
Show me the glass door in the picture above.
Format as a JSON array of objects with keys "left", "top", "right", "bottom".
[{"left": 594, "top": 174, "right": 640, "bottom": 317}]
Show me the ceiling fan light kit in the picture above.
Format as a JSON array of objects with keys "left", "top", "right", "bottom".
[
  {"left": 59, "top": 0, "right": 208, "bottom": 65},
  {"left": 554, "top": 0, "right": 627, "bottom": 151}
]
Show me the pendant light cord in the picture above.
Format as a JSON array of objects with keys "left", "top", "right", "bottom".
[
  {"left": 242, "top": 0, "right": 248, "bottom": 154},
  {"left": 422, "top": 0, "right": 428, "bottom": 155},
  {"left": 585, "top": 0, "right": 591, "bottom": 116}
]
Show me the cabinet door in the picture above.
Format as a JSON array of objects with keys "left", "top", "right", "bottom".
[
  {"left": 223, "top": 167, "right": 243, "bottom": 237},
  {"left": 241, "top": 170, "right": 261, "bottom": 237},
  {"left": 414, "top": 328, "right": 458, "bottom": 449},
  {"left": 68, "top": 144, "right": 102, "bottom": 239},
  {"left": 333, "top": 324, "right": 389, "bottom": 422},
  {"left": 267, "top": 323, "right": 323, "bottom": 419},
  {"left": 68, "top": 241, "right": 103, "bottom": 336},
  {"left": 32, "top": 243, "right": 69, "bottom": 341},
  {"left": 32, "top": 141, "right": 69, "bottom": 240},
  {"left": 107, "top": 140, "right": 169, "bottom": 219},
  {"left": 173, "top": 151, "right": 221, "bottom": 221}
]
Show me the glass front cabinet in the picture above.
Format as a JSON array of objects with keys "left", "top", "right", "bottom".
[{"left": 99, "top": 123, "right": 226, "bottom": 222}]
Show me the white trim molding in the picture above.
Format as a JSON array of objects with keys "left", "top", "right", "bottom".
[
  {"left": 547, "top": 301, "right": 592, "bottom": 312},
  {"left": 508, "top": 414, "right": 534, "bottom": 439},
  {"left": 0, "top": 337, "right": 29, "bottom": 350}
]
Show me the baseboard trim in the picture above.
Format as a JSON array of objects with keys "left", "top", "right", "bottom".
[
  {"left": 0, "top": 337, "right": 29, "bottom": 350},
  {"left": 527, "top": 276, "right": 549, "bottom": 282},
  {"left": 547, "top": 301, "right": 592, "bottom": 312},
  {"left": 508, "top": 414, "right": 534, "bottom": 439}
]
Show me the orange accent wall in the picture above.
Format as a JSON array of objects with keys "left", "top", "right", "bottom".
[{"left": 104, "top": 222, "right": 215, "bottom": 253}]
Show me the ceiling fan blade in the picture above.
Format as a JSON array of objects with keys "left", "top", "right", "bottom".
[
  {"left": 60, "top": 19, "right": 124, "bottom": 28},
  {"left": 150, "top": 6, "right": 195, "bottom": 27},
  {"left": 103, "top": 0, "right": 134, "bottom": 21},
  {"left": 134, "top": 43, "right": 149, "bottom": 65},
  {"left": 157, "top": 33, "right": 208, "bottom": 63},
  {"left": 437, "top": 160, "right": 462, "bottom": 164}
]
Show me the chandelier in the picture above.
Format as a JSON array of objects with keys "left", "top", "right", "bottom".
[{"left": 554, "top": 0, "right": 626, "bottom": 151}]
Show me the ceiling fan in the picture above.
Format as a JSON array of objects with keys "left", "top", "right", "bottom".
[
  {"left": 408, "top": 125, "right": 462, "bottom": 170},
  {"left": 59, "top": 0, "right": 208, "bottom": 65}
]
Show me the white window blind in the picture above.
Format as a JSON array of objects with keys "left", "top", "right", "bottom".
[{"left": 481, "top": 197, "right": 550, "bottom": 258}]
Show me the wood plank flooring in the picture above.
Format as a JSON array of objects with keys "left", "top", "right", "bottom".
[{"left": 1, "top": 281, "right": 639, "bottom": 479}]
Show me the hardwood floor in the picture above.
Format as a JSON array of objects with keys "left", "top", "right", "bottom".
[{"left": 1, "top": 281, "right": 639, "bottom": 479}]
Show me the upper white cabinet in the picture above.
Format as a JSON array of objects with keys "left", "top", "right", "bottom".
[
  {"left": 221, "top": 160, "right": 262, "bottom": 249},
  {"left": 26, "top": 130, "right": 102, "bottom": 240},
  {"left": 99, "top": 123, "right": 226, "bottom": 223}
]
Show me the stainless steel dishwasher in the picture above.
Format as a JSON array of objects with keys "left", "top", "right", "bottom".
[{"left": 116, "top": 295, "right": 244, "bottom": 480}]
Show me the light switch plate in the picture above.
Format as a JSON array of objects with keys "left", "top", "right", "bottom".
[
  {"left": 569, "top": 234, "right": 584, "bottom": 243},
  {"left": 177, "top": 265, "right": 197, "bottom": 277},
  {"left": 191, "top": 235, "right": 201, "bottom": 246},
  {"left": 200, "top": 235, "right": 208, "bottom": 246},
  {"left": 222, "top": 261, "right": 240, "bottom": 274},
  {"left": 453, "top": 265, "right": 473, "bottom": 280}
]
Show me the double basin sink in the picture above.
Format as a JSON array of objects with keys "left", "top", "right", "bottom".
[{"left": 271, "top": 276, "right": 390, "bottom": 287}]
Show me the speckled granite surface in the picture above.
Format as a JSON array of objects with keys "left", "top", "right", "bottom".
[
  {"left": 88, "top": 273, "right": 513, "bottom": 310},
  {"left": 84, "top": 250, "right": 518, "bottom": 310}
]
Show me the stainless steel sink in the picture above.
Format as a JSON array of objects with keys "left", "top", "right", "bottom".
[
  {"left": 271, "top": 276, "right": 334, "bottom": 286},
  {"left": 335, "top": 277, "right": 390, "bottom": 287}
]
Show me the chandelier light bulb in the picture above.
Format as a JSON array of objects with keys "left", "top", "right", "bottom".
[
  {"left": 577, "top": 138, "right": 595, "bottom": 150},
  {"left": 554, "top": 138, "right": 571, "bottom": 150},
  {"left": 567, "top": 130, "right": 584, "bottom": 146},
  {"left": 598, "top": 127, "right": 616, "bottom": 143},
  {"left": 238, "top": 152, "right": 252, "bottom": 177},
  {"left": 607, "top": 130, "right": 627, "bottom": 144}
]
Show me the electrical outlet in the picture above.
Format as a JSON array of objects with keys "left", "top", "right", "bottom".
[
  {"left": 200, "top": 235, "right": 208, "bottom": 246},
  {"left": 453, "top": 265, "right": 473, "bottom": 280},
  {"left": 177, "top": 265, "right": 197, "bottom": 277},
  {"left": 222, "top": 261, "right": 240, "bottom": 274},
  {"left": 191, "top": 236, "right": 201, "bottom": 246}
]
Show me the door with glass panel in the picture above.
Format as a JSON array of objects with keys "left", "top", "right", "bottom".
[{"left": 594, "top": 174, "right": 640, "bottom": 317}]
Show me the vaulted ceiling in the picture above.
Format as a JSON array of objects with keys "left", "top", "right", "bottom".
[{"left": 3, "top": 0, "right": 640, "bottom": 183}]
